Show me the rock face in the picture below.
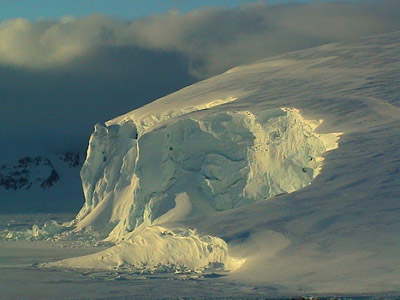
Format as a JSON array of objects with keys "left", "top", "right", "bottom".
[
  {"left": 76, "top": 107, "right": 338, "bottom": 241},
  {"left": 59, "top": 152, "right": 81, "bottom": 168},
  {"left": 0, "top": 157, "right": 59, "bottom": 190},
  {"left": 0, "top": 151, "right": 83, "bottom": 213},
  {"left": 0, "top": 153, "right": 80, "bottom": 191}
]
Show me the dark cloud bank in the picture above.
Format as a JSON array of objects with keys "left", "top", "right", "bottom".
[{"left": 1, "top": 0, "right": 400, "bottom": 153}]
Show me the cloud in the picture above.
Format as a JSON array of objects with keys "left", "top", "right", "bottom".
[
  {"left": 0, "top": 47, "right": 193, "bottom": 152},
  {"left": 1, "top": 0, "right": 400, "bottom": 152},
  {"left": 0, "top": 1, "right": 399, "bottom": 76}
]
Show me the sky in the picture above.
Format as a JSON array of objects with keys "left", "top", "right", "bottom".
[
  {"left": 0, "top": 0, "right": 257, "bottom": 21},
  {"left": 1, "top": 0, "right": 400, "bottom": 155}
]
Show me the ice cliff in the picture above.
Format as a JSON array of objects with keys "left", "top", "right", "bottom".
[
  {"left": 50, "top": 97, "right": 338, "bottom": 272},
  {"left": 75, "top": 106, "right": 338, "bottom": 242}
]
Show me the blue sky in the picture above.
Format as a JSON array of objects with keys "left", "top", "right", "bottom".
[
  {"left": 0, "top": 0, "right": 321, "bottom": 22},
  {"left": 0, "top": 0, "right": 261, "bottom": 21}
]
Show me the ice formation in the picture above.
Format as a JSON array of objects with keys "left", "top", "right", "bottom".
[
  {"left": 75, "top": 106, "right": 338, "bottom": 242},
  {"left": 46, "top": 225, "right": 243, "bottom": 273},
  {"left": 44, "top": 100, "right": 338, "bottom": 272},
  {"left": 2, "top": 220, "right": 65, "bottom": 241}
]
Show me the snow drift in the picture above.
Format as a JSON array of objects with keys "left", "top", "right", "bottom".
[{"left": 48, "top": 224, "right": 243, "bottom": 273}]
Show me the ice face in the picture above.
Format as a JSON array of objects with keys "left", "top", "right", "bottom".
[{"left": 76, "top": 106, "right": 339, "bottom": 241}]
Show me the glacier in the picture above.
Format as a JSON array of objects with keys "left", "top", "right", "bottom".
[
  {"left": 75, "top": 107, "right": 339, "bottom": 241},
  {"left": 46, "top": 106, "right": 338, "bottom": 272},
  {"left": 22, "top": 31, "right": 400, "bottom": 294}
]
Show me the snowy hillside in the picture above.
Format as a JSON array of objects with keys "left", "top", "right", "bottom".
[
  {"left": 30, "top": 31, "right": 400, "bottom": 293},
  {"left": 0, "top": 151, "right": 84, "bottom": 212}
]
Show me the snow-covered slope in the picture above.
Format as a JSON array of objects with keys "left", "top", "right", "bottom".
[
  {"left": 47, "top": 31, "right": 400, "bottom": 293},
  {"left": 0, "top": 151, "right": 84, "bottom": 213}
]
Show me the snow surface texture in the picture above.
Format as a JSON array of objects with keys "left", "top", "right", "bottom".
[{"left": 45, "top": 31, "right": 400, "bottom": 293}]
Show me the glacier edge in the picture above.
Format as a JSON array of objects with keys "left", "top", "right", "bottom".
[
  {"left": 43, "top": 104, "right": 339, "bottom": 274},
  {"left": 76, "top": 106, "right": 339, "bottom": 242}
]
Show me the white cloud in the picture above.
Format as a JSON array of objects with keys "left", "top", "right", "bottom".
[{"left": 0, "top": 1, "right": 399, "bottom": 77}]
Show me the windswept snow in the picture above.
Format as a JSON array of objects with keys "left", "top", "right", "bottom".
[
  {"left": 110, "top": 95, "right": 241, "bottom": 135},
  {"left": 6, "top": 31, "right": 400, "bottom": 295}
]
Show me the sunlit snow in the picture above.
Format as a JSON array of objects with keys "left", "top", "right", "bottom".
[{"left": 2, "top": 31, "right": 400, "bottom": 298}]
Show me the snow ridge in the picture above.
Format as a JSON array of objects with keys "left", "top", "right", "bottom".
[{"left": 109, "top": 96, "right": 238, "bottom": 135}]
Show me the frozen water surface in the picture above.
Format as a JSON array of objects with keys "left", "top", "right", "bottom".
[
  {"left": 0, "top": 215, "right": 290, "bottom": 300},
  {"left": 0, "top": 218, "right": 397, "bottom": 300}
]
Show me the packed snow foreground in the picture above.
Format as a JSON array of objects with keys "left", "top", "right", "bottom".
[{"left": 42, "top": 102, "right": 339, "bottom": 272}]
